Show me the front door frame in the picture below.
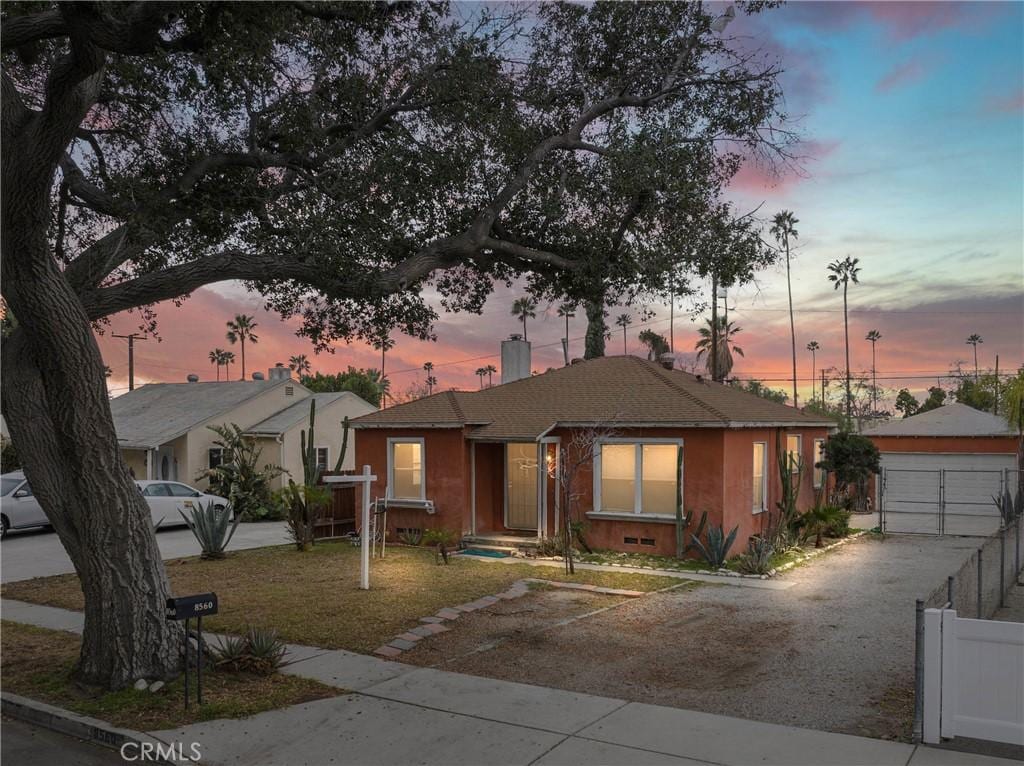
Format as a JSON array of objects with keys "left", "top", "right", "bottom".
[{"left": 504, "top": 442, "right": 540, "bottom": 531}]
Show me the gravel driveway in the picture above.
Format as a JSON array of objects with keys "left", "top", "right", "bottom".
[{"left": 402, "top": 534, "right": 980, "bottom": 741}]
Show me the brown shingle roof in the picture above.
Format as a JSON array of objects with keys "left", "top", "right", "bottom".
[{"left": 353, "top": 356, "right": 834, "bottom": 439}]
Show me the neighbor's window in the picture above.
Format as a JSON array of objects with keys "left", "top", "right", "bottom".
[
  {"left": 599, "top": 442, "right": 680, "bottom": 515},
  {"left": 315, "top": 447, "right": 329, "bottom": 472},
  {"left": 813, "top": 438, "right": 826, "bottom": 489},
  {"left": 753, "top": 442, "right": 767, "bottom": 513},
  {"left": 786, "top": 435, "right": 801, "bottom": 473},
  {"left": 390, "top": 440, "right": 424, "bottom": 499},
  {"left": 208, "top": 448, "right": 223, "bottom": 470}
]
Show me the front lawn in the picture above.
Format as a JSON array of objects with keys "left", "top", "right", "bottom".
[
  {"left": 2, "top": 543, "right": 673, "bottom": 653},
  {"left": 0, "top": 621, "right": 339, "bottom": 731}
]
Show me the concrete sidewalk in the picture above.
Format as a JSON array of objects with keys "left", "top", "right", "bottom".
[{"left": 1, "top": 598, "right": 1015, "bottom": 766}]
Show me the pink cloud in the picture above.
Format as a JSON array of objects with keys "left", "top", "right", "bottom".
[
  {"left": 875, "top": 59, "right": 930, "bottom": 93},
  {"left": 727, "top": 140, "right": 840, "bottom": 195},
  {"left": 984, "top": 87, "right": 1024, "bottom": 114},
  {"left": 784, "top": 2, "right": 1004, "bottom": 43}
]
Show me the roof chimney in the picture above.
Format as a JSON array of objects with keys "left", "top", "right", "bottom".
[
  {"left": 570, "top": 357, "right": 585, "bottom": 365},
  {"left": 252, "top": 371, "right": 265, "bottom": 381},
  {"left": 186, "top": 374, "right": 199, "bottom": 383},
  {"left": 658, "top": 353, "right": 675, "bottom": 371},
  {"left": 501, "top": 335, "right": 531, "bottom": 384},
  {"left": 268, "top": 364, "right": 292, "bottom": 381}
]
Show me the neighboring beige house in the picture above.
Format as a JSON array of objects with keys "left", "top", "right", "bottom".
[
  {"left": 244, "top": 391, "right": 375, "bottom": 489},
  {"left": 111, "top": 368, "right": 376, "bottom": 489}
]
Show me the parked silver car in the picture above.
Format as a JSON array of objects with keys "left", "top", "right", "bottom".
[
  {"left": 0, "top": 471, "right": 49, "bottom": 537},
  {"left": 134, "top": 480, "right": 230, "bottom": 529}
]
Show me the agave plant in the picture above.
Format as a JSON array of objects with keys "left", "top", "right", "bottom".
[
  {"left": 690, "top": 523, "right": 739, "bottom": 569},
  {"left": 736, "top": 536, "right": 775, "bottom": 575},
  {"left": 210, "top": 627, "right": 287, "bottom": 675},
  {"left": 179, "top": 500, "right": 240, "bottom": 559},
  {"left": 993, "top": 487, "right": 1023, "bottom": 528}
]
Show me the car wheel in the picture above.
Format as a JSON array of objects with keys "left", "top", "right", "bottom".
[{"left": 1, "top": 515, "right": 9, "bottom": 539}]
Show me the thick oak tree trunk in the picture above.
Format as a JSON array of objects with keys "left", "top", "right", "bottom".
[
  {"left": 2, "top": 80, "right": 183, "bottom": 688},
  {"left": 584, "top": 296, "right": 606, "bottom": 359}
]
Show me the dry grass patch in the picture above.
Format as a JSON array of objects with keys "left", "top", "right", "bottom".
[
  {"left": 0, "top": 621, "right": 338, "bottom": 732},
  {"left": 2, "top": 543, "right": 673, "bottom": 652}
]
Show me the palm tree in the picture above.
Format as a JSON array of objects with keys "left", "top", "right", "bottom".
[
  {"left": 221, "top": 350, "right": 235, "bottom": 378},
  {"left": 806, "top": 341, "right": 820, "bottom": 404},
  {"left": 225, "top": 314, "right": 259, "bottom": 380},
  {"left": 484, "top": 364, "right": 497, "bottom": 387},
  {"left": 557, "top": 303, "right": 576, "bottom": 364},
  {"left": 209, "top": 349, "right": 223, "bottom": 381},
  {"left": 865, "top": 330, "right": 882, "bottom": 414},
  {"left": 966, "top": 334, "right": 983, "bottom": 382},
  {"left": 289, "top": 354, "right": 311, "bottom": 377},
  {"left": 423, "top": 362, "right": 436, "bottom": 395},
  {"left": 372, "top": 332, "right": 395, "bottom": 407},
  {"left": 827, "top": 256, "right": 861, "bottom": 423},
  {"left": 615, "top": 314, "right": 632, "bottom": 355},
  {"left": 695, "top": 317, "right": 744, "bottom": 379},
  {"left": 510, "top": 297, "right": 537, "bottom": 341},
  {"left": 475, "top": 367, "right": 488, "bottom": 389},
  {"left": 770, "top": 210, "right": 800, "bottom": 407}
]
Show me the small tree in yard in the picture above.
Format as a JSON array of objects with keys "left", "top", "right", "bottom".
[
  {"left": 198, "top": 425, "right": 284, "bottom": 521},
  {"left": 557, "top": 426, "right": 620, "bottom": 574},
  {"left": 816, "top": 432, "right": 880, "bottom": 513}
]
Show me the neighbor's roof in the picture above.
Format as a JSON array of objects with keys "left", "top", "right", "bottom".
[
  {"left": 111, "top": 380, "right": 291, "bottom": 449},
  {"left": 865, "top": 402, "right": 1016, "bottom": 438},
  {"left": 351, "top": 356, "right": 834, "bottom": 440},
  {"left": 244, "top": 392, "right": 375, "bottom": 435}
]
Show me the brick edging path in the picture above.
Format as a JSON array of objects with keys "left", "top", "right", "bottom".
[{"left": 373, "top": 578, "right": 645, "bottom": 658}]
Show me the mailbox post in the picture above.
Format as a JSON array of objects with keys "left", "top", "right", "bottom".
[{"left": 166, "top": 592, "right": 218, "bottom": 709}]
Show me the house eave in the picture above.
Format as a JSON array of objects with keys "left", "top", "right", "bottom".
[{"left": 350, "top": 422, "right": 467, "bottom": 429}]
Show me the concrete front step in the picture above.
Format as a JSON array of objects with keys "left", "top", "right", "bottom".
[{"left": 461, "top": 535, "right": 539, "bottom": 553}]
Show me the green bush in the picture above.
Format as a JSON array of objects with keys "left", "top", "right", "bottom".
[
  {"left": 422, "top": 528, "right": 457, "bottom": 564},
  {"left": 210, "top": 627, "right": 287, "bottom": 675},
  {"left": 735, "top": 536, "right": 775, "bottom": 575},
  {"left": 198, "top": 424, "right": 284, "bottom": 521}
]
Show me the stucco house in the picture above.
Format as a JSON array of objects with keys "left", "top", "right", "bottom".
[
  {"left": 350, "top": 348, "right": 835, "bottom": 556},
  {"left": 111, "top": 368, "right": 376, "bottom": 489}
]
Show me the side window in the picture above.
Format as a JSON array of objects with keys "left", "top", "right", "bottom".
[
  {"left": 786, "top": 435, "right": 801, "bottom": 473},
  {"left": 168, "top": 483, "right": 198, "bottom": 497},
  {"left": 208, "top": 448, "right": 223, "bottom": 470},
  {"left": 17, "top": 482, "right": 33, "bottom": 497},
  {"left": 315, "top": 447, "right": 329, "bottom": 472},
  {"left": 144, "top": 483, "right": 171, "bottom": 497}
]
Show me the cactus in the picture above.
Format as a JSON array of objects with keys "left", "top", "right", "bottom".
[
  {"left": 333, "top": 416, "right": 350, "bottom": 472},
  {"left": 300, "top": 398, "right": 319, "bottom": 486}
]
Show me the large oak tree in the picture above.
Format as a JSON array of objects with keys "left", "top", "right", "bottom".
[{"left": 1, "top": 0, "right": 788, "bottom": 688}]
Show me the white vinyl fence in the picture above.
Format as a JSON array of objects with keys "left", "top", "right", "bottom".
[{"left": 922, "top": 609, "right": 1024, "bottom": 746}]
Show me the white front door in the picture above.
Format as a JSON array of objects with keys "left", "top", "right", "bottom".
[{"left": 505, "top": 443, "right": 539, "bottom": 530}]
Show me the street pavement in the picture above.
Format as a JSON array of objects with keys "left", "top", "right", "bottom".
[
  {"left": 0, "top": 521, "right": 289, "bottom": 583},
  {"left": 1, "top": 717, "right": 123, "bottom": 766}
]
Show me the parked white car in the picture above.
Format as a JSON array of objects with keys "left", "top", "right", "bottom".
[
  {"left": 1, "top": 471, "right": 50, "bottom": 537},
  {"left": 134, "top": 481, "right": 230, "bottom": 529}
]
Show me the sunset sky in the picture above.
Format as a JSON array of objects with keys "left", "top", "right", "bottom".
[{"left": 98, "top": 1, "right": 1024, "bottom": 407}]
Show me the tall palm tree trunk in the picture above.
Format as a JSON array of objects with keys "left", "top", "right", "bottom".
[
  {"left": 843, "top": 284, "right": 852, "bottom": 423},
  {"left": 786, "top": 245, "right": 798, "bottom": 407},
  {"left": 522, "top": 316, "right": 528, "bottom": 341},
  {"left": 871, "top": 343, "right": 877, "bottom": 414},
  {"left": 974, "top": 346, "right": 979, "bottom": 382},
  {"left": 240, "top": 338, "right": 246, "bottom": 380},
  {"left": 811, "top": 350, "right": 816, "bottom": 405}
]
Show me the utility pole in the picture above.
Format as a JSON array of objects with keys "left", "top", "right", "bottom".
[
  {"left": 111, "top": 333, "right": 146, "bottom": 391},
  {"left": 994, "top": 355, "right": 1000, "bottom": 415}
]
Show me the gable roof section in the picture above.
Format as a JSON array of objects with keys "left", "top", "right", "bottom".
[
  {"left": 865, "top": 402, "right": 1015, "bottom": 438},
  {"left": 111, "top": 380, "right": 289, "bottom": 449},
  {"left": 351, "top": 356, "right": 834, "bottom": 440},
  {"left": 244, "top": 392, "right": 373, "bottom": 435}
]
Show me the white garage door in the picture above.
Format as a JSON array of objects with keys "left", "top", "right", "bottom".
[{"left": 881, "top": 452, "right": 1016, "bottom": 536}]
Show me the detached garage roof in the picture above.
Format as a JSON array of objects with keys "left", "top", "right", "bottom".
[
  {"left": 865, "top": 403, "right": 1016, "bottom": 438},
  {"left": 352, "top": 355, "right": 834, "bottom": 440}
]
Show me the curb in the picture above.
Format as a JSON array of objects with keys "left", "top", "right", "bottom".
[{"left": 1, "top": 692, "right": 202, "bottom": 765}]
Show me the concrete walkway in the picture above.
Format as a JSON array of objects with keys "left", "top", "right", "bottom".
[
  {"left": 2, "top": 599, "right": 1016, "bottom": 766},
  {"left": 0, "top": 521, "right": 289, "bottom": 583}
]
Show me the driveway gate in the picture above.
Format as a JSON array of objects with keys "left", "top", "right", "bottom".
[{"left": 881, "top": 468, "right": 1018, "bottom": 536}]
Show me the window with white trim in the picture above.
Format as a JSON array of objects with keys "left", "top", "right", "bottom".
[
  {"left": 208, "top": 447, "right": 224, "bottom": 470},
  {"left": 752, "top": 442, "right": 767, "bottom": 513},
  {"left": 813, "top": 438, "right": 826, "bottom": 489},
  {"left": 389, "top": 439, "right": 424, "bottom": 499},
  {"left": 315, "top": 447, "right": 329, "bottom": 472},
  {"left": 597, "top": 441, "right": 680, "bottom": 515},
  {"left": 786, "top": 434, "right": 801, "bottom": 473}
]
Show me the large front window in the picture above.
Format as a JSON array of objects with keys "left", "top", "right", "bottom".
[
  {"left": 598, "top": 442, "right": 679, "bottom": 515},
  {"left": 389, "top": 440, "right": 423, "bottom": 499}
]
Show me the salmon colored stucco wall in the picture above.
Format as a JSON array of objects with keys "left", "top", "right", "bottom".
[
  {"left": 353, "top": 428, "right": 471, "bottom": 537},
  {"left": 355, "top": 424, "right": 831, "bottom": 556},
  {"left": 867, "top": 436, "right": 1019, "bottom": 454}
]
